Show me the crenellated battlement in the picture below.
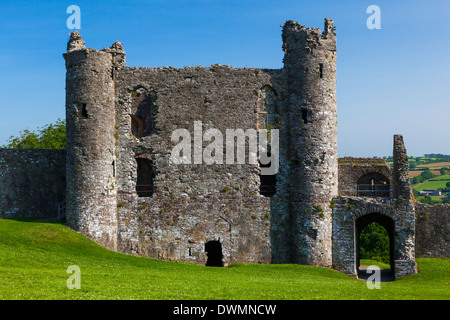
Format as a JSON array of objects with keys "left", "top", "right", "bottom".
[
  {"left": 282, "top": 18, "right": 336, "bottom": 57},
  {"left": 65, "top": 32, "right": 126, "bottom": 68}
]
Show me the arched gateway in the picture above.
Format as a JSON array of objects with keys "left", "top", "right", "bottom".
[
  {"left": 332, "top": 135, "right": 417, "bottom": 280},
  {"left": 355, "top": 213, "right": 395, "bottom": 278}
]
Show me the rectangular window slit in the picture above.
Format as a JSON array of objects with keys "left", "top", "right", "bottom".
[
  {"left": 302, "top": 108, "right": 309, "bottom": 124},
  {"left": 112, "top": 161, "right": 115, "bottom": 177},
  {"left": 81, "top": 103, "right": 88, "bottom": 118}
]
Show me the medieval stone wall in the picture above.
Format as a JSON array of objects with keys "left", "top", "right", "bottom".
[
  {"left": 0, "top": 149, "right": 65, "bottom": 218},
  {"left": 415, "top": 202, "right": 450, "bottom": 258},
  {"left": 113, "top": 65, "right": 285, "bottom": 265},
  {"left": 338, "top": 158, "right": 393, "bottom": 197}
]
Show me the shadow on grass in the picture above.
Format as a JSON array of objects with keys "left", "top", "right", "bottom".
[{"left": 357, "top": 266, "right": 394, "bottom": 282}]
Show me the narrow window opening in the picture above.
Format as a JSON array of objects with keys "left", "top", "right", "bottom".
[
  {"left": 136, "top": 158, "right": 155, "bottom": 197},
  {"left": 205, "top": 240, "right": 223, "bottom": 267},
  {"left": 112, "top": 161, "right": 115, "bottom": 177},
  {"left": 302, "top": 108, "right": 311, "bottom": 124},
  {"left": 319, "top": 63, "right": 324, "bottom": 79},
  {"left": 81, "top": 103, "right": 88, "bottom": 118}
]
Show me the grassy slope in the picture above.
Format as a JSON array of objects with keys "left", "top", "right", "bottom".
[
  {"left": 0, "top": 218, "right": 448, "bottom": 300},
  {"left": 359, "top": 259, "right": 390, "bottom": 270}
]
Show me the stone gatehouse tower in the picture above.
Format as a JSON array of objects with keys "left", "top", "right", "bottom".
[{"left": 60, "top": 18, "right": 418, "bottom": 279}]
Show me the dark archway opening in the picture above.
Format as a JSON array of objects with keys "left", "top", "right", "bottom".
[
  {"left": 136, "top": 158, "right": 155, "bottom": 197},
  {"left": 260, "top": 160, "right": 276, "bottom": 197},
  {"left": 356, "top": 213, "right": 395, "bottom": 281},
  {"left": 205, "top": 240, "right": 223, "bottom": 267},
  {"left": 357, "top": 172, "right": 391, "bottom": 197}
]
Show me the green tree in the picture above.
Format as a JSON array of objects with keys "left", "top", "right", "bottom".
[
  {"left": 359, "top": 222, "right": 390, "bottom": 264},
  {"left": 1, "top": 118, "right": 65, "bottom": 149},
  {"left": 421, "top": 169, "right": 435, "bottom": 180},
  {"left": 420, "top": 195, "right": 433, "bottom": 204}
]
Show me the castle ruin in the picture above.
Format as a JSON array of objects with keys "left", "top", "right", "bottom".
[{"left": 1, "top": 19, "right": 448, "bottom": 279}]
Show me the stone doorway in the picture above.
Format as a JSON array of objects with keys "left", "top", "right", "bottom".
[{"left": 205, "top": 240, "right": 223, "bottom": 267}]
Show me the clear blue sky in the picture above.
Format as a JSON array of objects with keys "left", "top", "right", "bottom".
[{"left": 0, "top": 0, "right": 449, "bottom": 157}]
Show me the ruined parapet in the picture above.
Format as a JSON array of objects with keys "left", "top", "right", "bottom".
[
  {"left": 63, "top": 32, "right": 119, "bottom": 250},
  {"left": 105, "top": 41, "right": 126, "bottom": 71},
  {"left": 391, "top": 134, "right": 416, "bottom": 276},
  {"left": 66, "top": 31, "right": 85, "bottom": 52},
  {"left": 393, "top": 134, "right": 411, "bottom": 200},
  {"left": 276, "top": 19, "right": 338, "bottom": 266}
]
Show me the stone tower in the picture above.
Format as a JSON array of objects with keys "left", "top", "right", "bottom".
[
  {"left": 63, "top": 32, "right": 122, "bottom": 250},
  {"left": 281, "top": 19, "right": 338, "bottom": 267}
]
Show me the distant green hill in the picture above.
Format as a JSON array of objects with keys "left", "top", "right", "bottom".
[{"left": 414, "top": 175, "right": 450, "bottom": 191}]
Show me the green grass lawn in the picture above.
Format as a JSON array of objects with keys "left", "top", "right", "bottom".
[
  {"left": 415, "top": 196, "right": 443, "bottom": 204},
  {"left": 359, "top": 259, "right": 391, "bottom": 270},
  {"left": 0, "top": 218, "right": 449, "bottom": 300}
]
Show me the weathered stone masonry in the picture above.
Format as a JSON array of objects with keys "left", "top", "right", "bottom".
[
  {"left": 333, "top": 136, "right": 417, "bottom": 278},
  {"left": 64, "top": 33, "right": 118, "bottom": 251},
  {"left": 0, "top": 19, "right": 448, "bottom": 279},
  {"left": 0, "top": 149, "right": 65, "bottom": 218},
  {"left": 415, "top": 203, "right": 450, "bottom": 258}
]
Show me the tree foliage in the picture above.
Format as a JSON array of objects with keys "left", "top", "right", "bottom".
[
  {"left": 359, "top": 222, "right": 390, "bottom": 264},
  {"left": 1, "top": 118, "right": 66, "bottom": 149},
  {"left": 411, "top": 169, "right": 436, "bottom": 185}
]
